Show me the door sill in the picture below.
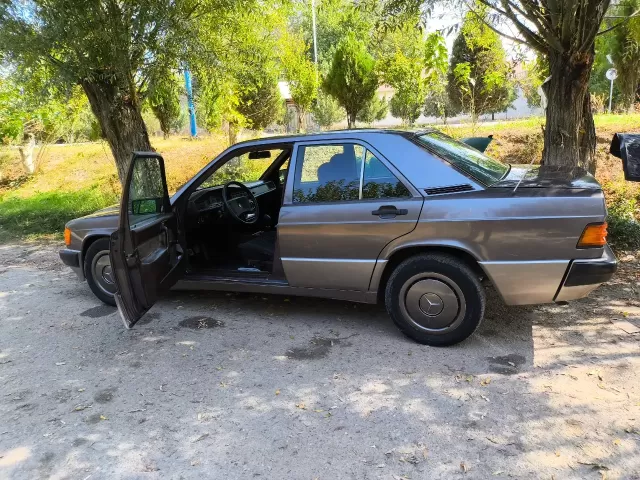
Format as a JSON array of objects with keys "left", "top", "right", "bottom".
[{"left": 185, "top": 268, "right": 288, "bottom": 285}]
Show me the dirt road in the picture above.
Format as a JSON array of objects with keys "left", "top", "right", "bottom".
[{"left": 0, "top": 243, "right": 639, "bottom": 479}]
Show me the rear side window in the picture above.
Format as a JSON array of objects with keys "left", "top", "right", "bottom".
[
  {"left": 362, "top": 151, "right": 411, "bottom": 199},
  {"left": 415, "top": 131, "right": 509, "bottom": 186},
  {"left": 293, "top": 143, "right": 364, "bottom": 202}
]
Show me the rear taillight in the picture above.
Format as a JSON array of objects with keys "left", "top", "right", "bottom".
[{"left": 577, "top": 222, "right": 608, "bottom": 248}]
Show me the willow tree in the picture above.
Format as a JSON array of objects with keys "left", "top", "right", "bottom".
[
  {"left": 0, "top": 0, "right": 212, "bottom": 183},
  {"left": 383, "top": 0, "right": 639, "bottom": 173}
]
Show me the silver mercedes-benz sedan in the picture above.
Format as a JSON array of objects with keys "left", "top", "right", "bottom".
[{"left": 60, "top": 129, "right": 632, "bottom": 346}]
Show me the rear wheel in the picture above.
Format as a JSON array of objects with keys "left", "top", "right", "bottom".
[
  {"left": 84, "top": 238, "right": 116, "bottom": 306},
  {"left": 385, "top": 254, "right": 485, "bottom": 346}
]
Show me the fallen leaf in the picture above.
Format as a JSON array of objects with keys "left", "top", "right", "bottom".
[
  {"left": 99, "top": 415, "right": 108, "bottom": 421},
  {"left": 296, "top": 402, "right": 306, "bottom": 410},
  {"left": 460, "top": 461, "right": 469, "bottom": 473},
  {"left": 613, "top": 439, "right": 621, "bottom": 446},
  {"left": 73, "top": 404, "right": 92, "bottom": 412},
  {"left": 555, "top": 450, "right": 560, "bottom": 457},
  {"left": 193, "top": 433, "right": 209, "bottom": 443},
  {"left": 313, "top": 409, "right": 324, "bottom": 413},
  {"left": 493, "top": 471, "right": 503, "bottom": 475},
  {"left": 480, "top": 378, "right": 491, "bottom": 386},
  {"left": 77, "top": 388, "right": 85, "bottom": 392},
  {"left": 275, "top": 390, "right": 280, "bottom": 395}
]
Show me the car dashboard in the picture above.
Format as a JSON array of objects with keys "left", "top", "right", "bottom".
[{"left": 187, "top": 181, "right": 277, "bottom": 225}]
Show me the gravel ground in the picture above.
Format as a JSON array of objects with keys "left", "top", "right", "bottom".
[{"left": 0, "top": 242, "right": 639, "bottom": 480}]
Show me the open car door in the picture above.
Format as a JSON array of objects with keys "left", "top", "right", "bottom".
[{"left": 110, "top": 152, "right": 186, "bottom": 328}]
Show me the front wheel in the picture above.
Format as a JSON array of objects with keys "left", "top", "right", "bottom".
[
  {"left": 385, "top": 254, "right": 485, "bottom": 346},
  {"left": 84, "top": 237, "right": 116, "bottom": 306}
]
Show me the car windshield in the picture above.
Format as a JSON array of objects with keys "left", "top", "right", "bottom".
[
  {"left": 414, "top": 131, "right": 509, "bottom": 186},
  {"left": 198, "top": 149, "right": 283, "bottom": 190}
]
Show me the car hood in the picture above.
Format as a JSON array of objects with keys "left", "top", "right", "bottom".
[
  {"left": 80, "top": 204, "right": 120, "bottom": 219},
  {"left": 491, "top": 164, "right": 601, "bottom": 190}
]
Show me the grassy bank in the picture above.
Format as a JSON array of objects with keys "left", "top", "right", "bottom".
[{"left": 1, "top": 116, "right": 639, "bottom": 247}]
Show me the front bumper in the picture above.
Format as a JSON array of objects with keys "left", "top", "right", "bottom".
[
  {"left": 59, "top": 248, "right": 84, "bottom": 279},
  {"left": 554, "top": 245, "right": 617, "bottom": 302}
]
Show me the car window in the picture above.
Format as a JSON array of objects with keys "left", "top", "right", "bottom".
[
  {"left": 129, "top": 157, "right": 166, "bottom": 218},
  {"left": 414, "top": 131, "right": 509, "bottom": 186},
  {"left": 199, "top": 149, "right": 283, "bottom": 189},
  {"left": 293, "top": 143, "right": 364, "bottom": 203},
  {"left": 362, "top": 150, "right": 411, "bottom": 199}
]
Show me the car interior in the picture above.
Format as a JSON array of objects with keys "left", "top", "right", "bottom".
[
  {"left": 183, "top": 146, "right": 291, "bottom": 276},
  {"left": 179, "top": 142, "right": 409, "bottom": 279}
]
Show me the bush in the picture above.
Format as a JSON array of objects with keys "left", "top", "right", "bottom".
[{"left": 604, "top": 182, "right": 640, "bottom": 249}]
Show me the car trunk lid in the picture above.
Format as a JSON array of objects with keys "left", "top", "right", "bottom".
[{"left": 490, "top": 164, "right": 602, "bottom": 190}]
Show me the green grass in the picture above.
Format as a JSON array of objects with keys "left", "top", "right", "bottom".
[{"left": 0, "top": 187, "right": 118, "bottom": 243}]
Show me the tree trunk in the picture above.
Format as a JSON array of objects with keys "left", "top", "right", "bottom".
[
  {"left": 18, "top": 134, "right": 36, "bottom": 174},
  {"left": 228, "top": 122, "right": 240, "bottom": 146},
  {"left": 81, "top": 76, "right": 152, "bottom": 185},
  {"left": 347, "top": 112, "right": 355, "bottom": 129},
  {"left": 542, "top": 51, "right": 597, "bottom": 174}
]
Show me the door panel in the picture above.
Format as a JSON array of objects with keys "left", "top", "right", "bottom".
[
  {"left": 110, "top": 152, "right": 185, "bottom": 328},
  {"left": 278, "top": 141, "right": 423, "bottom": 291},
  {"left": 278, "top": 199, "right": 422, "bottom": 290}
]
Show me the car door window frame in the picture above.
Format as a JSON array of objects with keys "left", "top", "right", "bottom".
[{"left": 284, "top": 139, "right": 420, "bottom": 205}]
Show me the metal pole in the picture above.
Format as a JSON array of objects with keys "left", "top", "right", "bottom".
[
  {"left": 184, "top": 69, "right": 197, "bottom": 137},
  {"left": 608, "top": 78, "right": 614, "bottom": 114}
]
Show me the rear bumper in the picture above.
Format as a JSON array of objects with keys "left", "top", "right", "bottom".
[
  {"left": 554, "top": 245, "right": 617, "bottom": 302},
  {"left": 59, "top": 248, "right": 84, "bottom": 279}
]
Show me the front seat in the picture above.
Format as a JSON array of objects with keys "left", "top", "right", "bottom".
[
  {"left": 238, "top": 230, "right": 277, "bottom": 264},
  {"left": 317, "top": 153, "right": 357, "bottom": 185}
]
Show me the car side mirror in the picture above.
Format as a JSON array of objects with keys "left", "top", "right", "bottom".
[
  {"left": 610, "top": 133, "right": 640, "bottom": 182},
  {"left": 131, "top": 198, "right": 162, "bottom": 215}
]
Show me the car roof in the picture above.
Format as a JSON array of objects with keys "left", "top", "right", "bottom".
[{"left": 232, "top": 128, "right": 436, "bottom": 147}]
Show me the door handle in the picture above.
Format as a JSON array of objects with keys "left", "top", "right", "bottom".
[{"left": 372, "top": 205, "right": 408, "bottom": 218}]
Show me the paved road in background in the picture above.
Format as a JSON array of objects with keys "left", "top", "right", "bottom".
[{"left": 1, "top": 243, "right": 639, "bottom": 479}]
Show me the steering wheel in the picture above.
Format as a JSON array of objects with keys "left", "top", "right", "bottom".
[{"left": 222, "top": 181, "right": 259, "bottom": 224}]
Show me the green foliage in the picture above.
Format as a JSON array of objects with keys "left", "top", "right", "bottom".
[
  {"left": 148, "top": 70, "right": 184, "bottom": 137},
  {"left": 519, "top": 56, "right": 548, "bottom": 108},
  {"left": 377, "top": 26, "right": 426, "bottom": 125},
  {"left": 311, "top": 90, "right": 346, "bottom": 128},
  {"left": 0, "top": 67, "right": 95, "bottom": 145},
  {"left": 447, "top": 7, "right": 516, "bottom": 118},
  {"left": 280, "top": 30, "right": 319, "bottom": 131},
  {"left": 357, "top": 95, "right": 389, "bottom": 124},
  {"left": 192, "top": 6, "right": 285, "bottom": 136},
  {"left": 423, "top": 33, "right": 458, "bottom": 122},
  {"left": 324, "top": 33, "right": 379, "bottom": 127},
  {"left": 604, "top": 182, "right": 640, "bottom": 249},
  {"left": 592, "top": 1, "right": 640, "bottom": 112},
  {"left": 299, "top": 0, "right": 378, "bottom": 75}
]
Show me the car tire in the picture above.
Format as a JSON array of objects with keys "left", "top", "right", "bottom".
[
  {"left": 385, "top": 254, "right": 485, "bottom": 346},
  {"left": 84, "top": 238, "right": 117, "bottom": 306}
]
